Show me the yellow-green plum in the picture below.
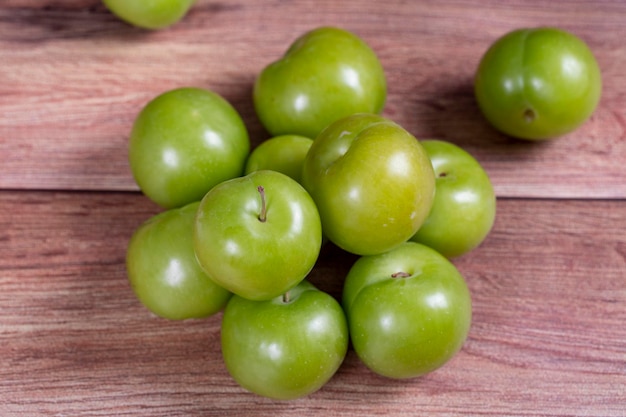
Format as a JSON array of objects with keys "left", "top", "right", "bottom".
[
  {"left": 254, "top": 26, "right": 387, "bottom": 139},
  {"left": 244, "top": 135, "right": 313, "bottom": 184},
  {"left": 103, "top": 0, "right": 196, "bottom": 29},
  {"left": 411, "top": 140, "right": 496, "bottom": 258},
  {"left": 221, "top": 280, "right": 348, "bottom": 400},
  {"left": 126, "top": 202, "right": 231, "bottom": 320},
  {"left": 342, "top": 242, "right": 472, "bottom": 379},
  {"left": 475, "top": 27, "right": 602, "bottom": 140},
  {"left": 301, "top": 113, "right": 435, "bottom": 256},
  {"left": 193, "top": 170, "right": 322, "bottom": 301},
  {"left": 129, "top": 87, "right": 250, "bottom": 209}
]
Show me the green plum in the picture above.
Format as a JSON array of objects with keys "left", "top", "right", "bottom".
[
  {"left": 342, "top": 242, "right": 472, "bottom": 379},
  {"left": 126, "top": 202, "right": 231, "bottom": 320},
  {"left": 129, "top": 87, "right": 250, "bottom": 209},
  {"left": 221, "top": 280, "right": 349, "bottom": 400},
  {"left": 411, "top": 140, "right": 496, "bottom": 258},
  {"left": 103, "top": 0, "right": 196, "bottom": 29},
  {"left": 194, "top": 170, "right": 322, "bottom": 301},
  {"left": 475, "top": 27, "right": 602, "bottom": 140},
  {"left": 254, "top": 26, "right": 387, "bottom": 139},
  {"left": 301, "top": 113, "right": 435, "bottom": 256},
  {"left": 244, "top": 134, "right": 313, "bottom": 184}
]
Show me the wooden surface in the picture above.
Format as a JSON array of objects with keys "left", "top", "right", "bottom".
[{"left": 1, "top": 1, "right": 625, "bottom": 416}]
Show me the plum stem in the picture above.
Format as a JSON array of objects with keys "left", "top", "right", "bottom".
[
  {"left": 391, "top": 271, "right": 411, "bottom": 278},
  {"left": 282, "top": 291, "right": 290, "bottom": 303},
  {"left": 523, "top": 108, "right": 536, "bottom": 123},
  {"left": 257, "top": 185, "right": 267, "bottom": 222}
]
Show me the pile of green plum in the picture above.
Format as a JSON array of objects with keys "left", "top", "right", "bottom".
[{"left": 125, "top": 25, "right": 601, "bottom": 400}]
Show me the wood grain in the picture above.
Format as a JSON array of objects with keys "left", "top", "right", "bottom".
[
  {"left": 1, "top": 0, "right": 626, "bottom": 197},
  {"left": 1, "top": 191, "right": 625, "bottom": 416}
]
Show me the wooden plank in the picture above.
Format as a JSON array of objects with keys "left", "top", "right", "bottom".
[
  {"left": 1, "top": 1, "right": 625, "bottom": 198},
  {"left": 1, "top": 190, "right": 624, "bottom": 416}
]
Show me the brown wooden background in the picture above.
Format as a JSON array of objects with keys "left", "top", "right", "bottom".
[{"left": 1, "top": 1, "right": 625, "bottom": 416}]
